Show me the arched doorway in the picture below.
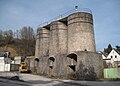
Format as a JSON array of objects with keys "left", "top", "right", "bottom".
[
  {"left": 48, "top": 57, "right": 55, "bottom": 76},
  {"left": 34, "top": 58, "right": 39, "bottom": 73},
  {"left": 48, "top": 57, "right": 55, "bottom": 69},
  {"left": 67, "top": 53, "right": 77, "bottom": 72}
]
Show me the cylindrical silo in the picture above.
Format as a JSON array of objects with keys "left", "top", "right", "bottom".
[
  {"left": 35, "top": 28, "right": 41, "bottom": 58},
  {"left": 49, "top": 21, "right": 67, "bottom": 57},
  {"left": 39, "top": 28, "right": 50, "bottom": 57},
  {"left": 67, "top": 12, "right": 96, "bottom": 53},
  {"left": 37, "top": 28, "right": 50, "bottom": 74}
]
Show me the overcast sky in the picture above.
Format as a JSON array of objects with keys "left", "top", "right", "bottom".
[{"left": 0, "top": 0, "right": 120, "bottom": 51}]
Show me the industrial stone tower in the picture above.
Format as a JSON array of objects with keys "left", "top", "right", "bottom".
[
  {"left": 67, "top": 12, "right": 96, "bottom": 53},
  {"left": 49, "top": 21, "right": 67, "bottom": 57},
  {"left": 34, "top": 7, "right": 103, "bottom": 79},
  {"left": 35, "top": 27, "right": 50, "bottom": 74}
]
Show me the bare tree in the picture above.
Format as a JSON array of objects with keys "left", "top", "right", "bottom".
[
  {"left": 0, "top": 30, "right": 4, "bottom": 46},
  {"left": 3, "top": 30, "right": 14, "bottom": 50},
  {"left": 0, "top": 27, "right": 35, "bottom": 56},
  {"left": 19, "top": 26, "right": 35, "bottom": 56}
]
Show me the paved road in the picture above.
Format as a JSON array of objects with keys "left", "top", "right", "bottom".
[
  {"left": 0, "top": 73, "right": 120, "bottom": 86},
  {"left": 20, "top": 74, "right": 81, "bottom": 86},
  {"left": 0, "top": 78, "right": 29, "bottom": 86},
  {"left": 19, "top": 74, "right": 120, "bottom": 86}
]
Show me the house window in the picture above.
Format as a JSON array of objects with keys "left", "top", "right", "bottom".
[
  {"left": 111, "top": 56, "right": 113, "bottom": 58},
  {"left": 115, "top": 55, "right": 117, "bottom": 58}
]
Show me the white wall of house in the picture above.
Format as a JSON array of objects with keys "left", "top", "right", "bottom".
[
  {"left": 102, "top": 54, "right": 106, "bottom": 59},
  {"left": 102, "top": 54, "right": 111, "bottom": 63},
  {"left": 107, "top": 49, "right": 120, "bottom": 63},
  {"left": 102, "top": 49, "right": 120, "bottom": 67}
]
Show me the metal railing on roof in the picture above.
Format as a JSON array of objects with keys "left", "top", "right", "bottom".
[{"left": 38, "top": 6, "right": 92, "bottom": 28}]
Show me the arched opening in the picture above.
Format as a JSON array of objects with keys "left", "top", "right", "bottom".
[
  {"left": 67, "top": 53, "right": 77, "bottom": 64},
  {"left": 48, "top": 57, "right": 55, "bottom": 69},
  {"left": 34, "top": 58, "right": 39, "bottom": 73},
  {"left": 35, "top": 58, "right": 39, "bottom": 62},
  {"left": 67, "top": 53, "right": 77, "bottom": 72}
]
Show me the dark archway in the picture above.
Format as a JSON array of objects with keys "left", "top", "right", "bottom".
[
  {"left": 48, "top": 57, "right": 55, "bottom": 69},
  {"left": 35, "top": 58, "right": 39, "bottom": 62},
  {"left": 67, "top": 53, "right": 77, "bottom": 72},
  {"left": 67, "top": 53, "right": 77, "bottom": 62},
  {"left": 49, "top": 57, "right": 55, "bottom": 62},
  {"left": 34, "top": 58, "right": 39, "bottom": 73}
]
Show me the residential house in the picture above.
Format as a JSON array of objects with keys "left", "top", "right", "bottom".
[{"left": 102, "top": 49, "right": 120, "bottom": 68}]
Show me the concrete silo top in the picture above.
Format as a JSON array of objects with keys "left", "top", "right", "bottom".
[
  {"left": 68, "top": 12, "right": 93, "bottom": 21},
  {"left": 50, "top": 21, "right": 67, "bottom": 30},
  {"left": 67, "top": 12, "right": 93, "bottom": 25}
]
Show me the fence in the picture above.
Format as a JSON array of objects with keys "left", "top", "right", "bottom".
[
  {"left": 104, "top": 68, "right": 120, "bottom": 79},
  {"left": 38, "top": 7, "right": 92, "bottom": 28}
]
